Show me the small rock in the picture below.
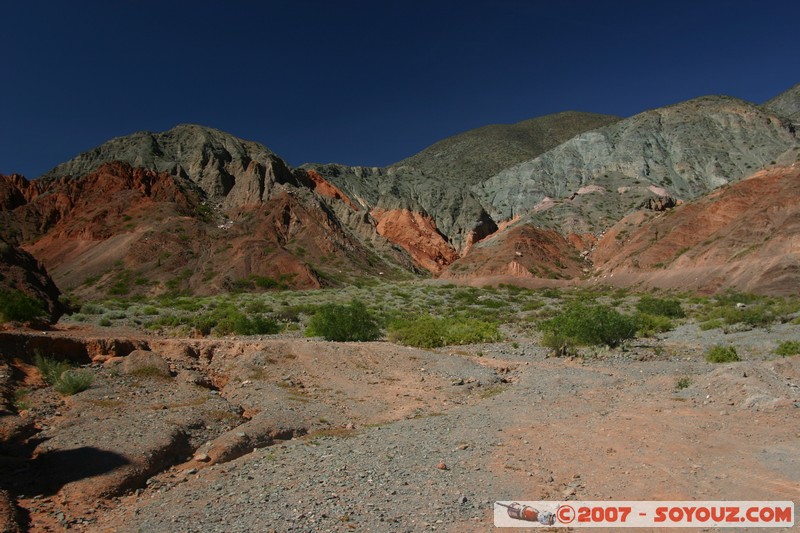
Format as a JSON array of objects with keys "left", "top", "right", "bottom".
[
  {"left": 436, "top": 461, "right": 448, "bottom": 471},
  {"left": 459, "top": 495, "right": 468, "bottom": 504},
  {"left": 562, "top": 487, "right": 576, "bottom": 497},
  {"left": 456, "top": 443, "right": 469, "bottom": 450},
  {"left": 194, "top": 453, "right": 210, "bottom": 462},
  {"left": 185, "top": 468, "right": 197, "bottom": 475}
]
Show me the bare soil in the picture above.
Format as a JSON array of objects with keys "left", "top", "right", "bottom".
[{"left": 1, "top": 321, "right": 798, "bottom": 532}]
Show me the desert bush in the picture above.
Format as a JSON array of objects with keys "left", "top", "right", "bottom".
[
  {"left": 636, "top": 296, "right": 685, "bottom": 318},
  {"left": 216, "top": 314, "right": 281, "bottom": 336},
  {"left": 540, "top": 331, "right": 577, "bottom": 357},
  {"left": 306, "top": 300, "right": 381, "bottom": 342},
  {"left": 705, "top": 345, "right": 740, "bottom": 363},
  {"left": 387, "top": 315, "right": 442, "bottom": 348},
  {"left": 387, "top": 315, "right": 501, "bottom": 348},
  {"left": 675, "top": 377, "right": 692, "bottom": 390},
  {"left": 538, "top": 304, "right": 636, "bottom": 348},
  {"left": 13, "top": 388, "right": 31, "bottom": 411},
  {"left": 634, "top": 313, "right": 674, "bottom": 337},
  {"left": 80, "top": 302, "right": 105, "bottom": 315},
  {"left": 775, "top": 341, "right": 800, "bottom": 357},
  {"left": 53, "top": 370, "right": 94, "bottom": 395},
  {"left": 34, "top": 354, "right": 72, "bottom": 385},
  {"left": 0, "top": 290, "right": 46, "bottom": 323},
  {"left": 694, "top": 292, "right": 800, "bottom": 329},
  {"left": 34, "top": 354, "right": 93, "bottom": 394},
  {"left": 698, "top": 319, "right": 723, "bottom": 331}
]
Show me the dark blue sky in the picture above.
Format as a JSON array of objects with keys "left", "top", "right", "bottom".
[{"left": 2, "top": 0, "right": 798, "bottom": 178}]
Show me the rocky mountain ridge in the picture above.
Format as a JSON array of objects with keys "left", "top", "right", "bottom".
[
  {"left": 474, "top": 96, "right": 797, "bottom": 225},
  {"left": 2, "top": 83, "right": 799, "bottom": 302}
]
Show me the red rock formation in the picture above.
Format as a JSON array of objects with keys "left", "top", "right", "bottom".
[
  {"left": 442, "top": 224, "right": 585, "bottom": 280},
  {"left": 370, "top": 208, "right": 458, "bottom": 274},
  {"left": 299, "top": 169, "right": 359, "bottom": 211},
  {"left": 592, "top": 165, "right": 800, "bottom": 295}
]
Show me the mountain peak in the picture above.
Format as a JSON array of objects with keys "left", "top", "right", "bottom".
[{"left": 38, "top": 124, "right": 276, "bottom": 181}]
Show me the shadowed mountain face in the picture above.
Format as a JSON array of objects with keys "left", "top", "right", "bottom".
[
  {"left": 0, "top": 237, "right": 63, "bottom": 322},
  {"left": 1, "top": 83, "right": 799, "bottom": 298},
  {"left": 390, "top": 111, "right": 621, "bottom": 186},
  {"left": 763, "top": 82, "right": 800, "bottom": 125}
]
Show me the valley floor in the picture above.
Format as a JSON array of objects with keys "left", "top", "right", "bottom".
[{"left": 2, "top": 316, "right": 798, "bottom": 532}]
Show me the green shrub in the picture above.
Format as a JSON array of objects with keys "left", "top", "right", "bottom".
[
  {"left": 53, "top": 370, "right": 94, "bottom": 395},
  {"left": 34, "top": 354, "right": 93, "bottom": 394},
  {"left": 540, "top": 331, "right": 576, "bottom": 357},
  {"left": 634, "top": 313, "right": 674, "bottom": 337},
  {"left": 80, "top": 302, "right": 105, "bottom": 315},
  {"left": 306, "top": 300, "right": 381, "bottom": 342},
  {"left": 705, "top": 345, "right": 740, "bottom": 363},
  {"left": 698, "top": 319, "right": 723, "bottom": 331},
  {"left": 538, "top": 304, "right": 636, "bottom": 348},
  {"left": 0, "top": 290, "right": 46, "bottom": 323},
  {"left": 636, "top": 296, "right": 685, "bottom": 318},
  {"left": 694, "top": 293, "right": 795, "bottom": 329},
  {"left": 34, "top": 354, "right": 72, "bottom": 385},
  {"left": 388, "top": 315, "right": 442, "bottom": 348},
  {"left": 99, "top": 317, "right": 112, "bottom": 327},
  {"left": 387, "top": 315, "right": 501, "bottom": 348},
  {"left": 775, "top": 341, "right": 800, "bottom": 357},
  {"left": 217, "top": 314, "right": 281, "bottom": 336},
  {"left": 13, "top": 388, "right": 31, "bottom": 411},
  {"left": 675, "top": 377, "right": 692, "bottom": 390}
]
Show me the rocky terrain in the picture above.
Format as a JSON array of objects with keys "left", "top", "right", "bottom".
[{"left": 0, "top": 297, "right": 798, "bottom": 532}]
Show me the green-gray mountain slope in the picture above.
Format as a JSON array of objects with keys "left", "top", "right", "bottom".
[
  {"left": 306, "top": 112, "right": 619, "bottom": 250},
  {"left": 390, "top": 111, "right": 619, "bottom": 186},
  {"left": 38, "top": 124, "right": 295, "bottom": 209},
  {"left": 763, "top": 82, "right": 800, "bottom": 125},
  {"left": 474, "top": 96, "right": 798, "bottom": 224}
]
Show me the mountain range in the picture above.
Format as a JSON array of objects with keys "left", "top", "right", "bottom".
[{"left": 1, "top": 83, "right": 798, "bottom": 318}]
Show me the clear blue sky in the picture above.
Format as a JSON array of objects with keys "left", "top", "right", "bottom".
[{"left": 2, "top": 0, "right": 798, "bottom": 178}]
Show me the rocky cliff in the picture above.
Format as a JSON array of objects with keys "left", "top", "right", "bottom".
[
  {"left": 474, "top": 96, "right": 797, "bottom": 227},
  {"left": 38, "top": 124, "right": 298, "bottom": 210},
  {"left": 306, "top": 111, "right": 618, "bottom": 252}
]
